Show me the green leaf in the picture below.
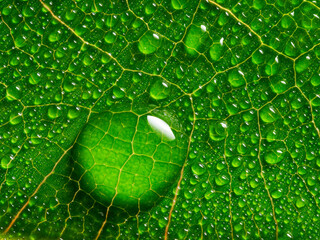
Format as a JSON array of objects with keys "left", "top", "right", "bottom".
[{"left": 1, "top": 0, "right": 320, "bottom": 239}]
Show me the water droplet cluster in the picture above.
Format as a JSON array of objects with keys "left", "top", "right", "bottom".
[{"left": 1, "top": 0, "right": 320, "bottom": 239}]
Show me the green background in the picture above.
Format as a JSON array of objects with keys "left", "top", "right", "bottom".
[{"left": 1, "top": 0, "right": 320, "bottom": 239}]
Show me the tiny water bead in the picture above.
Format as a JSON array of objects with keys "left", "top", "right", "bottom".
[{"left": 73, "top": 108, "right": 188, "bottom": 212}]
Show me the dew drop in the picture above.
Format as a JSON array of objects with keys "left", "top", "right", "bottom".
[
  {"left": 264, "top": 148, "right": 286, "bottom": 164},
  {"left": 149, "top": 80, "right": 171, "bottom": 100},
  {"left": 6, "top": 85, "right": 22, "bottom": 101},
  {"left": 145, "top": 2, "right": 157, "bottom": 14},
  {"left": 1, "top": 157, "right": 14, "bottom": 169},
  {"left": 209, "top": 42, "right": 225, "bottom": 61},
  {"left": 295, "top": 198, "right": 306, "bottom": 208},
  {"left": 171, "top": 0, "right": 186, "bottom": 9},
  {"left": 28, "top": 72, "right": 42, "bottom": 85},
  {"left": 138, "top": 31, "right": 161, "bottom": 55},
  {"left": 228, "top": 69, "right": 246, "bottom": 88},
  {"left": 191, "top": 163, "right": 206, "bottom": 176},
  {"left": 271, "top": 189, "right": 283, "bottom": 199},
  {"left": 112, "top": 86, "right": 125, "bottom": 99},
  {"left": 184, "top": 25, "right": 208, "bottom": 56},
  {"left": 295, "top": 54, "right": 312, "bottom": 73},
  {"left": 48, "top": 106, "right": 62, "bottom": 119},
  {"left": 104, "top": 31, "right": 117, "bottom": 44},
  {"left": 311, "top": 73, "right": 320, "bottom": 87},
  {"left": 209, "top": 120, "right": 228, "bottom": 141},
  {"left": 72, "top": 106, "right": 188, "bottom": 212},
  {"left": 48, "top": 30, "right": 62, "bottom": 43},
  {"left": 67, "top": 107, "right": 80, "bottom": 120},
  {"left": 260, "top": 104, "right": 280, "bottom": 123},
  {"left": 215, "top": 174, "right": 230, "bottom": 186}
]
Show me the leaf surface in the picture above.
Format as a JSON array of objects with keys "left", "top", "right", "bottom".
[{"left": 1, "top": 0, "right": 320, "bottom": 239}]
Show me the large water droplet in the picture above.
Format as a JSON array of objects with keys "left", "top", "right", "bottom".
[
  {"left": 215, "top": 173, "right": 230, "bottom": 186},
  {"left": 311, "top": 73, "right": 320, "bottom": 87},
  {"left": 104, "top": 31, "right": 117, "bottom": 44},
  {"left": 147, "top": 115, "right": 175, "bottom": 140},
  {"left": 73, "top": 107, "right": 188, "bottom": 212},
  {"left": 48, "top": 29, "right": 62, "bottom": 43},
  {"left": 191, "top": 163, "right": 206, "bottom": 176},
  {"left": 28, "top": 72, "right": 42, "bottom": 85},
  {"left": 295, "top": 54, "right": 312, "bottom": 73},
  {"left": 67, "top": 107, "right": 80, "bottom": 120}
]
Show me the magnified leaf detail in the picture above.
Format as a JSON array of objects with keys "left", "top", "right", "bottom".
[{"left": 1, "top": 0, "right": 320, "bottom": 239}]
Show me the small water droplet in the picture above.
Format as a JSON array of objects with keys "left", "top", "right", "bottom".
[
  {"left": 138, "top": 31, "right": 161, "bottom": 55},
  {"left": 260, "top": 104, "right": 280, "bottom": 123},
  {"left": 149, "top": 80, "right": 171, "bottom": 100},
  {"left": 264, "top": 148, "right": 286, "bottom": 164},
  {"left": 6, "top": 85, "right": 22, "bottom": 101},
  {"left": 48, "top": 105, "right": 62, "bottom": 119},
  {"left": 228, "top": 69, "right": 246, "bottom": 88},
  {"left": 209, "top": 120, "right": 228, "bottom": 141},
  {"left": 191, "top": 163, "right": 206, "bottom": 176}
]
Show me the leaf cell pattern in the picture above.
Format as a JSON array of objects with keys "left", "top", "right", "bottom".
[{"left": 1, "top": 0, "right": 320, "bottom": 239}]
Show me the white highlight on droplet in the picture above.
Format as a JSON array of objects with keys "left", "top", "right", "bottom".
[{"left": 147, "top": 115, "right": 175, "bottom": 141}]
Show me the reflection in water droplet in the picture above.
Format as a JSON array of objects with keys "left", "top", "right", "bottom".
[
  {"left": 73, "top": 107, "right": 187, "bottom": 212},
  {"left": 147, "top": 115, "right": 175, "bottom": 141}
]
